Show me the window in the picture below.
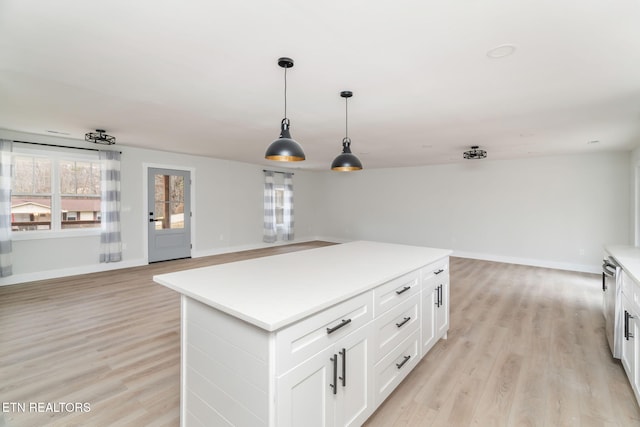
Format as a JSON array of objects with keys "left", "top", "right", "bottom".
[
  {"left": 11, "top": 155, "right": 52, "bottom": 230},
  {"left": 59, "top": 159, "right": 101, "bottom": 229},
  {"left": 153, "top": 173, "right": 185, "bottom": 230},
  {"left": 274, "top": 184, "right": 285, "bottom": 227},
  {"left": 11, "top": 147, "right": 102, "bottom": 233}
]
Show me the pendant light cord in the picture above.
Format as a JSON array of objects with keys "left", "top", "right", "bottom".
[
  {"left": 284, "top": 66, "right": 288, "bottom": 119},
  {"left": 344, "top": 96, "right": 349, "bottom": 140}
]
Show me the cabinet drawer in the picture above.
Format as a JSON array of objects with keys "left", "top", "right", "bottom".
[
  {"left": 374, "top": 329, "right": 420, "bottom": 406},
  {"left": 373, "top": 269, "right": 420, "bottom": 316},
  {"left": 374, "top": 294, "right": 420, "bottom": 362},
  {"left": 275, "top": 291, "right": 374, "bottom": 376},
  {"left": 422, "top": 258, "right": 449, "bottom": 289}
]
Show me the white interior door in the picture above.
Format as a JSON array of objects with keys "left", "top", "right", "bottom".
[{"left": 148, "top": 167, "right": 191, "bottom": 263}]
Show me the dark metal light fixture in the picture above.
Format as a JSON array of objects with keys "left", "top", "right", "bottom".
[
  {"left": 331, "top": 91, "right": 362, "bottom": 171},
  {"left": 463, "top": 145, "right": 487, "bottom": 159},
  {"left": 85, "top": 129, "right": 116, "bottom": 145},
  {"left": 265, "top": 57, "right": 305, "bottom": 162}
]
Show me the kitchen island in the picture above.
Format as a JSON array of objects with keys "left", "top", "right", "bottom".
[
  {"left": 154, "top": 240, "right": 452, "bottom": 426},
  {"left": 605, "top": 245, "right": 640, "bottom": 407}
]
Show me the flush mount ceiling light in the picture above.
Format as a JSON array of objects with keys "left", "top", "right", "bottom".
[
  {"left": 85, "top": 129, "right": 116, "bottom": 145},
  {"left": 331, "top": 91, "right": 363, "bottom": 171},
  {"left": 463, "top": 145, "right": 487, "bottom": 160},
  {"left": 265, "top": 57, "right": 305, "bottom": 162},
  {"left": 486, "top": 44, "right": 517, "bottom": 59}
]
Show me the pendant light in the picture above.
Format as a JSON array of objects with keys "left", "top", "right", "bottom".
[
  {"left": 331, "top": 91, "right": 362, "bottom": 171},
  {"left": 265, "top": 57, "right": 305, "bottom": 162}
]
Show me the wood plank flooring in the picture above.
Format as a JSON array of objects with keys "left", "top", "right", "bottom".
[
  {"left": 364, "top": 258, "right": 640, "bottom": 427},
  {"left": 1, "top": 243, "right": 639, "bottom": 426}
]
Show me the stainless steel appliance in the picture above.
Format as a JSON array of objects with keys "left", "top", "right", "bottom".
[{"left": 603, "top": 256, "right": 622, "bottom": 358}]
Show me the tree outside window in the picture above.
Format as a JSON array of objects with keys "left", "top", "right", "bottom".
[{"left": 11, "top": 151, "right": 102, "bottom": 232}]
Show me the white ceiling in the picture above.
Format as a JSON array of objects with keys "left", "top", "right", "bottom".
[{"left": 1, "top": 0, "right": 639, "bottom": 170}]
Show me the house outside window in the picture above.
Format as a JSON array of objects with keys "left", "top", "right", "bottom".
[{"left": 11, "top": 147, "right": 102, "bottom": 233}]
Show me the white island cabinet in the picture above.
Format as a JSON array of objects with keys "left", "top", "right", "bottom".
[
  {"left": 604, "top": 245, "right": 640, "bottom": 407},
  {"left": 154, "top": 241, "right": 452, "bottom": 427}
]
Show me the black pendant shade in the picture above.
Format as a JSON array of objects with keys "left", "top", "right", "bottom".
[
  {"left": 331, "top": 138, "right": 363, "bottom": 171},
  {"left": 265, "top": 57, "right": 305, "bottom": 162},
  {"left": 265, "top": 118, "right": 305, "bottom": 161},
  {"left": 332, "top": 90, "right": 362, "bottom": 171}
]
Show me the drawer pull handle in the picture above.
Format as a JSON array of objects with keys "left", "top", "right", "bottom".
[
  {"left": 395, "top": 316, "right": 411, "bottom": 328},
  {"left": 339, "top": 348, "right": 346, "bottom": 387},
  {"left": 434, "top": 269, "right": 444, "bottom": 275},
  {"left": 327, "top": 318, "right": 352, "bottom": 334},
  {"left": 395, "top": 286, "right": 411, "bottom": 295},
  {"left": 396, "top": 355, "right": 411, "bottom": 369},
  {"left": 626, "top": 310, "right": 634, "bottom": 340},
  {"left": 329, "top": 354, "right": 337, "bottom": 394}
]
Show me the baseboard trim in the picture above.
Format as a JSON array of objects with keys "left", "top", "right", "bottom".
[
  {"left": 0, "top": 258, "right": 147, "bottom": 287},
  {"left": 0, "top": 238, "right": 600, "bottom": 287},
  {"left": 0, "top": 236, "right": 342, "bottom": 287},
  {"left": 452, "top": 250, "right": 600, "bottom": 274},
  {"left": 190, "top": 236, "right": 341, "bottom": 258}
]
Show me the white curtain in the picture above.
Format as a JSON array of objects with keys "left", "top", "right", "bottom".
[
  {"left": 282, "top": 172, "right": 294, "bottom": 241},
  {"left": 0, "top": 140, "right": 12, "bottom": 277},
  {"left": 99, "top": 151, "right": 122, "bottom": 263},
  {"left": 263, "top": 171, "right": 277, "bottom": 243}
]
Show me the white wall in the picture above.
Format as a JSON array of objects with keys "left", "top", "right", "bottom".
[
  {"left": 1, "top": 127, "right": 632, "bottom": 284},
  {"left": 631, "top": 147, "right": 640, "bottom": 247},
  {"left": 1, "top": 130, "right": 321, "bottom": 284},
  {"left": 315, "top": 151, "right": 631, "bottom": 272}
]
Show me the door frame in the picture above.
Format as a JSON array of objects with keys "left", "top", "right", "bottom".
[{"left": 142, "top": 163, "right": 196, "bottom": 263}]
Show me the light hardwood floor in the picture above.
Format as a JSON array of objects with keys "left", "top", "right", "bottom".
[{"left": 1, "top": 242, "right": 639, "bottom": 426}]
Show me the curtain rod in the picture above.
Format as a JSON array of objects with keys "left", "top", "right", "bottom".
[
  {"left": 263, "top": 169, "right": 294, "bottom": 175},
  {"left": 13, "top": 140, "right": 122, "bottom": 154}
]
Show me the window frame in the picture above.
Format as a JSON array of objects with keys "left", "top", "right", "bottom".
[{"left": 11, "top": 146, "right": 102, "bottom": 241}]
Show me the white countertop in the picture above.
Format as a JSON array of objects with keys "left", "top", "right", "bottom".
[
  {"left": 605, "top": 245, "right": 640, "bottom": 284},
  {"left": 153, "top": 241, "right": 451, "bottom": 332}
]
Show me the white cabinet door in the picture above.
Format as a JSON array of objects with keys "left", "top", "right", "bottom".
[
  {"left": 622, "top": 293, "right": 640, "bottom": 404},
  {"left": 421, "top": 283, "right": 437, "bottom": 356},
  {"left": 336, "top": 323, "right": 374, "bottom": 427},
  {"left": 277, "top": 345, "right": 337, "bottom": 427},
  {"left": 435, "top": 280, "right": 449, "bottom": 338},
  {"left": 633, "top": 314, "right": 640, "bottom": 400},
  {"left": 421, "top": 263, "right": 449, "bottom": 356},
  {"left": 277, "top": 323, "right": 374, "bottom": 427},
  {"left": 621, "top": 296, "right": 633, "bottom": 381}
]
